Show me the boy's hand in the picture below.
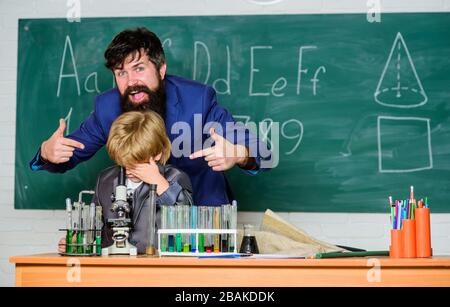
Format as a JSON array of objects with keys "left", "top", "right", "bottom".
[
  {"left": 57, "top": 234, "right": 76, "bottom": 253},
  {"left": 127, "top": 159, "right": 169, "bottom": 195},
  {"left": 189, "top": 128, "right": 249, "bottom": 171},
  {"left": 58, "top": 237, "right": 66, "bottom": 253}
]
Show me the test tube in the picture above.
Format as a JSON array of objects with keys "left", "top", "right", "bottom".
[
  {"left": 231, "top": 200, "right": 237, "bottom": 252},
  {"left": 87, "top": 203, "right": 95, "bottom": 254},
  {"left": 176, "top": 205, "right": 182, "bottom": 252},
  {"left": 74, "top": 202, "right": 82, "bottom": 254},
  {"left": 221, "top": 204, "right": 229, "bottom": 252},
  {"left": 160, "top": 205, "right": 168, "bottom": 252},
  {"left": 183, "top": 205, "right": 190, "bottom": 252},
  {"left": 198, "top": 206, "right": 205, "bottom": 253},
  {"left": 206, "top": 207, "right": 213, "bottom": 252},
  {"left": 81, "top": 203, "right": 89, "bottom": 254},
  {"left": 190, "top": 205, "right": 197, "bottom": 252},
  {"left": 168, "top": 205, "right": 174, "bottom": 252},
  {"left": 146, "top": 184, "right": 157, "bottom": 255},
  {"left": 213, "top": 207, "right": 220, "bottom": 252},
  {"left": 95, "top": 205, "right": 102, "bottom": 256},
  {"left": 65, "top": 198, "right": 73, "bottom": 254}
]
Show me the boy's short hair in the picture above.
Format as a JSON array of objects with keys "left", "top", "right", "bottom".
[{"left": 107, "top": 111, "right": 171, "bottom": 166}]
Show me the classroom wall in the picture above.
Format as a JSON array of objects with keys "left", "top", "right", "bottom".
[{"left": 1, "top": 0, "right": 450, "bottom": 286}]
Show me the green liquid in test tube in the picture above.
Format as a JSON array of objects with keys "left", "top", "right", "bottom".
[{"left": 65, "top": 198, "right": 73, "bottom": 254}]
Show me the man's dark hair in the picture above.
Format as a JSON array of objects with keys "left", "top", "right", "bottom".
[{"left": 104, "top": 27, "right": 165, "bottom": 70}]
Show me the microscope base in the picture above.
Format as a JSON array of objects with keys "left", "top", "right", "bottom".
[{"left": 101, "top": 242, "right": 137, "bottom": 256}]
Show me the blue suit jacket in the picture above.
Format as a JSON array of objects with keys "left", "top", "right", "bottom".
[{"left": 30, "top": 75, "right": 270, "bottom": 205}]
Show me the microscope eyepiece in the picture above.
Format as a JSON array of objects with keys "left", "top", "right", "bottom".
[{"left": 118, "top": 166, "right": 126, "bottom": 186}]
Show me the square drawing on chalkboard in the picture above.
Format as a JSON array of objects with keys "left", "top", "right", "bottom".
[{"left": 377, "top": 116, "right": 432, "bottom": 173}]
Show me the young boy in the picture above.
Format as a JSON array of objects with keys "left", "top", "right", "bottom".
[{"left": 58, "top": 111, "right": 193, "bottom": 254}]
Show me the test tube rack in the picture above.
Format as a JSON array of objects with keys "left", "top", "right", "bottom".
[
  {"left": 157, "top": 228, "right": 237, "bottom": 257},
  {"left": 59, "top": 228, "right": 102, "bottom": 256},
  {"left": 59, "top": 190, "right": 102, "bottom": 257}
]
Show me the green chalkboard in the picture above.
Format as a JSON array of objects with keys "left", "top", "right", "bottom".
[{"left": 15, "top": 14, "right": 450, "bottom": 212}]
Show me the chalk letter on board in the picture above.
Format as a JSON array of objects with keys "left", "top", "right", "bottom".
[
  {"left": 213, "top": 46, "right": 231, "bottom": 95},
  {"left": 311, "top": 66, "right": 326, "bottom": 96},
  {"left": 271, "top": 77, "right": 287, "bottom": 97},
  {"left": 297, "top": 46, "right": 317, "bottom": 95},
  {"left": 66, "top": 0, "right": 81, "bottom": 23},
  {"left": 84, "top": 72, "right": 100, "bottom": 94},
  {"left": 64, "top": 107, "right": 73, "bottom": 136},
  {"left": 57, "top": 35, "right": 81, "bottom": 97},
  {"left": 162, "top": 38, "right": 172, "bottom": 49},
  {"left": 249, "top": 46, "right": 272, "bottom": 96},
  {"left": 193, "top": 41, "right": 211, "bottom": 84}
]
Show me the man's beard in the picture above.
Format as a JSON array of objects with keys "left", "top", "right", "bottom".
[{"left": 120, "top": 79, "right": 166, "bottom": 119}]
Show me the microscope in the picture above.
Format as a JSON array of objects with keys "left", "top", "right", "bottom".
[{"left": 101, "top": 166, "right": 137, "bottom": 256}]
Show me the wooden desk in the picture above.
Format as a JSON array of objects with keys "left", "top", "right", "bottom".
[{"left": 9, "top": 253, "right": 450, "bottom": 286}]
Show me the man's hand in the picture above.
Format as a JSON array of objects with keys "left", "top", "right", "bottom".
[
  {"left": 41, "top": 119, "right": 85, "bottom": 164},
  {"left": 189, "top": 128, "right": 249, "bottom": 172},
  {"left": 127, "top": 158, "right": 169, "bottom": 195}
]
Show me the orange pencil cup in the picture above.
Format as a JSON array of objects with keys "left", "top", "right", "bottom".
[
  {"left": 415, "top": 208, "right": 432, "bottom": 258},
  {"left": 390, "top": 229, "right": 403, "bottom": 258},
  {"left": 402, "top": 219, "right": 416, "bottom": 258}
]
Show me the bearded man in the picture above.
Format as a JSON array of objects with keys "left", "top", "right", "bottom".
[{"left": 30, "top": 27, "right": 271, "bottom": 205}]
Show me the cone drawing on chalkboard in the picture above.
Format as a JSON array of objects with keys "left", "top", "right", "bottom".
[{"left": 374, "top": 32, "right": 427, "bottom": 108}]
